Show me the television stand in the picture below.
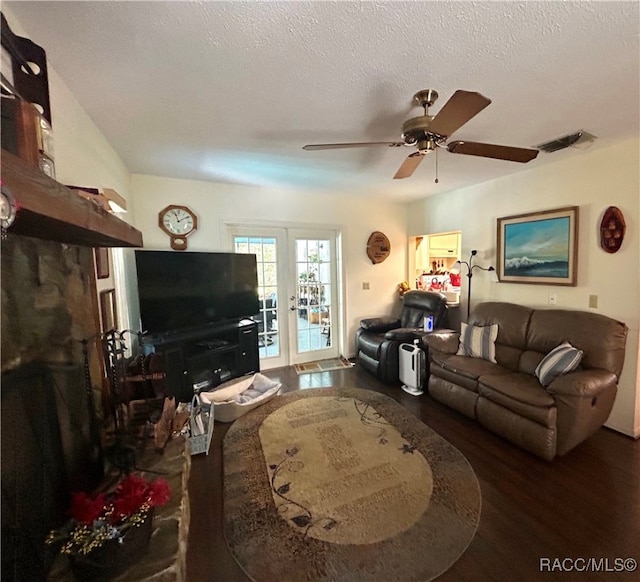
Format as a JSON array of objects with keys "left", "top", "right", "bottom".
[
  {"left": 141, "top": 319, "right": 259, "bottom": 402},
  {"left": 196, "top": 339, "right": 229, "bottom": 349}
]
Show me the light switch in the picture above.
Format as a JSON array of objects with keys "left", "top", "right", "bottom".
[
  {"left": 548, "top": 293, "right": 557, "bottom": 305},
  {"left": 589, "top": 294, "right": 598, "bottom": 308}
]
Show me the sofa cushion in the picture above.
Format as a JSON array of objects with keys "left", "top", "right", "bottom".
[
  {"left": 431, "top": 355, "right": 509, "bottom": 392},
  {"left": 479, "top": 372, "right": 556, "bottom": 427},
  {"left": 470, "top": 302, "right": 534, "bottom": 371},
  {"left": 430, "top": 361, "right": 480, "bottom": 392},
  {"left": 470, "top": 301, "right": 533, "bottom": 351},
  {"left": 518, "top": 350, "right": 545, "bottom": 376},
  {"left": 535, "top": 341, "right": 584, "bottom": 387},
  {"left": 480, "top": 372, "right": 555, "bottom": 407},
  {"left": 456, "top": 322, "right": 498, "bottom": 363}
]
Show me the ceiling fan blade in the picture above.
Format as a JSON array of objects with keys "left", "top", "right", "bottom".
[
  {"left": 393, "top": 152, "right": 425, "bottom": 179},
  {"left": 447, "top": 140, "right": 539, "bottom": 163},
  {"left": 303, "top": 142, "right": 404, "bottom": 151},
  {"left": 428, "top": 90, "right": 491, "bottom": 137}
]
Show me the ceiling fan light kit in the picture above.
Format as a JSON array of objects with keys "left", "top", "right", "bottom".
[{"left": 304, "top": 88, "right": 539, "bottom": 181}]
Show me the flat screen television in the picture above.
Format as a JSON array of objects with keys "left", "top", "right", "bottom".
[{"left": 134, "top": 250, "right": 260, "bottom": 335}]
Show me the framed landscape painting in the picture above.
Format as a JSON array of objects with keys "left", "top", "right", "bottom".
[{"left": 497, "top": 206, "right": 578, "bottom": 286}]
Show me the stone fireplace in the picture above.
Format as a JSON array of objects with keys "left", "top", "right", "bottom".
[{"left": 1, "top": 234, "right": 105, "bottom": 580}]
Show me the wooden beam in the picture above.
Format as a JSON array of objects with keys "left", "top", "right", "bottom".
[{"left": 1, "top": 149, "right": 143, "bottom": 247}]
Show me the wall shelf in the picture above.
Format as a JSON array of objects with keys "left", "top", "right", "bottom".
[{"left": 1, "top": 149, "right": 143, "bottom": 247}]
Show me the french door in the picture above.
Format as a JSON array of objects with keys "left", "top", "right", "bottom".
[{"left": 229, "top": 226, "right": 339, "bottom": 369}]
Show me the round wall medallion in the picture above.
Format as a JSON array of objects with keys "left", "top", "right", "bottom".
[
  {"left": 366, "top": 231, "right": 391, "bottom": 264},
  {"left": 599, "top": 206, "right": 625, "bottom": 253}
]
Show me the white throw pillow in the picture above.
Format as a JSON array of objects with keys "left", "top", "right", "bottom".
[
  {"left": 456, "top": 322, "right": 498, "bottom": 363},
  {"left": 535, "top": 341, "right": 583, "bottom": 387}
]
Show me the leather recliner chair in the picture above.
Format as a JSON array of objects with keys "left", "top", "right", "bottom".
[{"left": 355, "top": 290, "right": 448, "bottom": 383}]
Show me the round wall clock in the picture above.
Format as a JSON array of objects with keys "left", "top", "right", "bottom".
[
  {"left": 158, "top": 204, "right": 198, "bottom": 251},
  {"left": 366, "top": 231, "right": 391, "bottom": 264}
]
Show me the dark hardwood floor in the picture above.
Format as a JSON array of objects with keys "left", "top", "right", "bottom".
[{"left": 186, "top": 364, "right": 640, "bottom": 581}]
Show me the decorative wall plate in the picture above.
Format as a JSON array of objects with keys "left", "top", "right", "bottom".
[
  {"left": 366, "top": 231, "right": 391, "bottom": 264},
  {"left": 599, "top": 206, "right": 625, "bottom": 253}
]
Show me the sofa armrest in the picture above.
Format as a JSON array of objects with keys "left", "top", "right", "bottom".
[
  {"left": 424, "top": 330, "right": 459, "bottom": 355},
  {"left": 384, "top": 327, "right": 428, "bottom": 343},
  {"left": 359, "top": 316, "right": 401, "bottom": 334},
  {"left": 546, "top": 369, "right": 618, "bottom": 398}
]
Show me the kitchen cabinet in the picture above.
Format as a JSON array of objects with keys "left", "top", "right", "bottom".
[
  {"left": 413, "top": 232, "right": 461, "bottom": 277},
  {"left": 415, "top": 237, "right": 430, "bottom": 269},
  {"left": 412, "top": 232, "right": 462, "bottom": 283},
  {"left": 428, "top": 233, "right": 460, "bottom": 257}
]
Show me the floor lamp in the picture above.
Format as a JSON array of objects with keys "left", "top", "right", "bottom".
[{"left": 455, "top": 250, "right": 495, "bottom": 320}]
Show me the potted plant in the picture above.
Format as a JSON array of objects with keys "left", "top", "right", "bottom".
[{"left": 47, "top": 473, "right": 170, "bottom": 579}]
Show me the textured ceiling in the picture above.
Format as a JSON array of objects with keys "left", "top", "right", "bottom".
[{"left": 5, "top": 1, "right": 639, "bottom": 201}]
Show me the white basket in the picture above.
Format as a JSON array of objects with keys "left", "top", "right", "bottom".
[
  {"left": 199, "top": 373, "right": 282, "bottom": 423},
  {"left": 188, "top": 394, "right": 214, "bottom": 455}
]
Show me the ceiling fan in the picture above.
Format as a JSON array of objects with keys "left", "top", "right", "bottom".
[{"left": 303, "top": 89, "right": 539, "bottom": 180}]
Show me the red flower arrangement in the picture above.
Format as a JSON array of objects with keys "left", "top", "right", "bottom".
[{"left": 47, "top": 474, "right": 171, "bottom": 556}]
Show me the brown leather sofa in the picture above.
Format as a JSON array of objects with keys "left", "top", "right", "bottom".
[{"left": 425, "top": 302, "right": 628, "bottom": 460}]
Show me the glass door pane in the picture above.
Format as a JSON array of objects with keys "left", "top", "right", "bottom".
[
  {"left": 290, "top": 232, "right": 338, "bottom": 363},
  {"left": 233, "top": 232, "right": 287, "bottom": 368}
]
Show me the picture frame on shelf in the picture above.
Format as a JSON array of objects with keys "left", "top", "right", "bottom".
[
  {"left": 497, "top": 206, "right": 578, "bottom": 286},
  {"left": 95, "top": 247, "right": 110, "bottom": 279},
  {"left": 100, "top": 289, "right": 118, "bottom": 331}
]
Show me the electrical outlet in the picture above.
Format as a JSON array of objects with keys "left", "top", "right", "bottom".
[
  {"left": 548, "top": 293, "right": 557, "bottom": 305},
  {"left": 362, "top": 282, "right": 370, "bottom": 290},
  {"left": 589, "top": 294, "right": 598, "bottom": 308}
]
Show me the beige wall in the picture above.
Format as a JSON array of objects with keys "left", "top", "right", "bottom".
[
  {"left": 408, "top": 138, "right": 640, "bottom": 437},
  {"left": 130, "top": 173, "right": 408, "bottom": 356}
]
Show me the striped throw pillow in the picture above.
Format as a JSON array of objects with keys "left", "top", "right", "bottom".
[
  {"left": 535, "top": 341, "right": 583, "bottom": 387},
  {"left": 456, "top": 322, "right": 498, "bottom": 363}
]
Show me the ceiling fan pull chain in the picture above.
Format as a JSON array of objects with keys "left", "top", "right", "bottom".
[{"left": 435, "top": 147, "right": 439, "bottom": 184}]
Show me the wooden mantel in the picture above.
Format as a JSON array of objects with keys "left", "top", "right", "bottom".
[{"left": 1, "top": 149, "right": 143, "bottom": 247}]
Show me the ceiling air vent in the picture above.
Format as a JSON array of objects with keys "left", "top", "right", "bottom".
[{"left": 536, "top": 130, "right": 596, "bottom": 153}]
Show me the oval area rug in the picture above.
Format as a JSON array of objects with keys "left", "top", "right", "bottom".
[{"left": 223, "top": 387, "right": 481, "bottom": 581}]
